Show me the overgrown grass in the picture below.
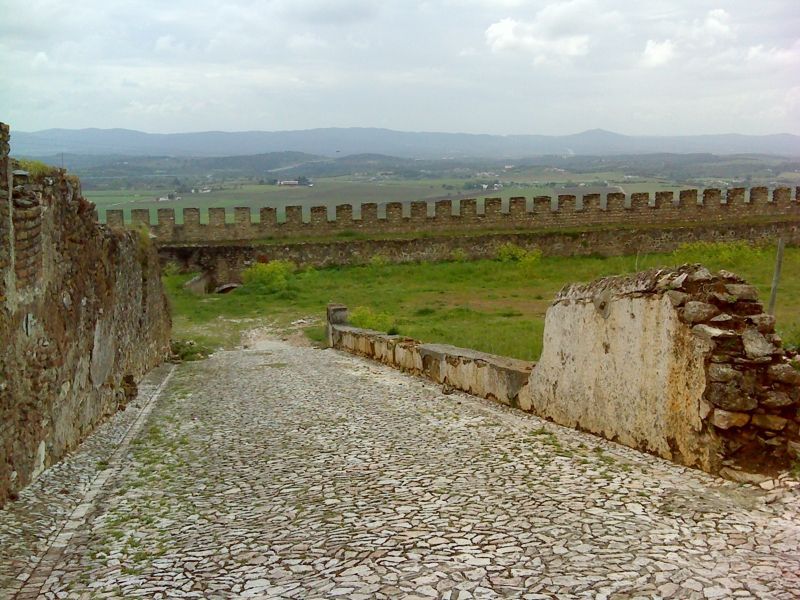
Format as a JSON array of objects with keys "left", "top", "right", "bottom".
[
  {"left": 164, "top": 241, "right": 799, "bottom": 361},
  {"left": 349, "top": 306, "right": 399, "bottom": 334},
  {"left": 16, "top": 158, "right": 56, "bottom": 178}
]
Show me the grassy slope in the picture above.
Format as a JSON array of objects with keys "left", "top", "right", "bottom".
[{"left": 165, "top": 244, "right": 799, "bottom": 362}]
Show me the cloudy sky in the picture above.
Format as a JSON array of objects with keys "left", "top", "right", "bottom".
[{"left": 1, "top": 0, "right": 798, "bottom": 135}]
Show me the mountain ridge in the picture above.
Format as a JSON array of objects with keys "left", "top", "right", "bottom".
[{"left": 11, "top": 127, "right": 800, "bottom": 158}]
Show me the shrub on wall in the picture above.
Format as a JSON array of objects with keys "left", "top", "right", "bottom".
[
  {"left": 242, "top": 260, "right": 296, "bottom": 293},
  {"left": 368, "top": 254, "right": 390, "bottom": 267},
  {"left": 496, "top": 242, "right": 529, "bottom": 262},
  {"left": 496, "top": 243, "right": 543, "bottom": 276},
  {"left": 449, "top": 248, "right": 468, "bottom": 262}
]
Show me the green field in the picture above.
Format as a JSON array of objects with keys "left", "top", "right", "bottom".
[
  {"left": 87, "top": 175, "right": 688, "bottom": 224},
  {"left": 164, "top": 242, "right": 800, "bottom": 362}
]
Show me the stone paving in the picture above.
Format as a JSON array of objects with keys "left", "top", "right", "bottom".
[{"left": 1, "top": 338, "right": 799, "bottom": 599}]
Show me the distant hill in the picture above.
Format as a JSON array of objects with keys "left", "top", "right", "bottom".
[{"left": 11, "top": 127, "right": 800, "bottom": 159}]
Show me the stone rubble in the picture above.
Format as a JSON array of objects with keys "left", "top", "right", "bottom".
[{"left": 0, "top": 339, "right": 798, "bottom": 599}]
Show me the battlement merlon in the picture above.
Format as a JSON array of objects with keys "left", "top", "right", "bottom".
[{"left": 105, "top": 186, "right": 800, "bottom": 244}]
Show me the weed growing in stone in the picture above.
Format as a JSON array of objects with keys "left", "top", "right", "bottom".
[
  {"left": 170, "top": 339, "right": 211, "bottom": 361},
  {"left": 450, "top": 248, "right": 468, "bottom": 262},
  {"left": 369, "top": 254, "right": 390, "bottom": 267}
]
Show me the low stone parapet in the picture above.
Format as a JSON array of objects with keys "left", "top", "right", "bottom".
[{"left": 328, "top": 322, "right": 533, "bottom": 407}]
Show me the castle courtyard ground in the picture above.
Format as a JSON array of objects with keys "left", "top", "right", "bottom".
[{"left": 1, "top": 336, "right": 799, "bottom": 599}]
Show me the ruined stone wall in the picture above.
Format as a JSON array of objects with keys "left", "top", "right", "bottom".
[
  {"left": 0, "top": 124, "right": 172, "bottom": 507},
  {"left": 109, "top": 186, "right": 800, "bottom": 244},
  {"left": 160, "top": 220, "right": 800, "bottom": 289},
  {"left": 521, "top": 265, "right": 799, "bottom": 478},
  {"left": 327, "top": 267, "right": 800, "bottom": 479}
]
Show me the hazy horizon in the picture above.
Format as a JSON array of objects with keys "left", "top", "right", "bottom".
[
  {"left": 2, "top": 1, "right": 798, "bottom": 136},
  {"left": 14, "top": 125, "right": 800, "bottom": 137}
]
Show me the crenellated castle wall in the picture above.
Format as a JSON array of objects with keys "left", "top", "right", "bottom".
[{"left": 107, "top": 186, "right": 800, "bottom": 244}]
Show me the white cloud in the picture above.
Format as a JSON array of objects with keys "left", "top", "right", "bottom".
[
  {"left": 30, "top": 51, "right": 50, "bottom": 69},
  {"left": 485, "top": 15, "right": 589, "bottom": 65},
  {"left": 640, "top": 39, "right": 675, "bottom": 68},
  {"left": 690, "top": 8, "right": 734, "bottom": 46},
  {"left": 747, "top": 40, "right": 800, "bottom": 67},
  {"left": 636, "top": 8, "right": 776, "bottom": 73}
]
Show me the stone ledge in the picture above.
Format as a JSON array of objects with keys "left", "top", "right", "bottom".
[{"left": 329, "top": 322, "right": 533, "bottom": 407}]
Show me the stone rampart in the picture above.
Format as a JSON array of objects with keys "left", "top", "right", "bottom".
[
  {"left": 0, "top": 124, "right": 172, "bottom": 507},
  {"left": 161, "top": 220, "right": 800, "bottom": 290},
  {"left": 109, "top": 185, "right": 800, "bottom": 244},
  {"left": 327, "top": 265, "right": 800, "bottom": 479}
]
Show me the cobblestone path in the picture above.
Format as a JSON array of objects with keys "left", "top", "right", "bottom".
[{"left": 2, "top": 339, "right": 799, "bottom": 599}]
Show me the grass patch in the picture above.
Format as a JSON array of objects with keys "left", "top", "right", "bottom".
[
  {"left": 304, "top": 325, "right": 327, "bottom": 344},
  {"left": 16, "top": 158, "right": 56, "bottom": 178},
  {"left": 164, "top": 243, "right": 799, "bottom": 361},
  {"left": 349, "top": 306, "right": 399, "bottom": 334}
]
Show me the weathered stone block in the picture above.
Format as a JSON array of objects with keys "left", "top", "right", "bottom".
[
  {"left": 742, "top": 328, "right": 776, "bottom": 359},
  {"left": 760, "top": 390, "right": 793, "bottom": 409},
  {"left": 725, "top": 284, "right": 759, "bottom": 302},
  {"left": 665, "top": 290, "right": 688, "bottom": 307},
  {"left": 419, "top": 343, "right": 532, "bottom": 407},
  {"left": 687, "top": 266, "right": 713, "bottom": 283},
  {"left": 681, "top": 301, "right": 720, "bottom": 324},
  {"left": 692, "top": 324, "right": 736, "bottom": 343},
  {"left": 707, "top": 364, "right": 741, "bottom": 383},
  {"left": 751, "top": 414, "right": 788, "bottom": 431},
  {"left": 711, "top": 409, "right": 750, "bottom": 429},
  {"left": 705, "top": 382, "right": 757, "bottom": 411},
  {"left": 747, "top": 313, "right": 776, "bottom": 334},
  {"left": 767, "top": 363, "right": 800, "bottom": 385}
]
